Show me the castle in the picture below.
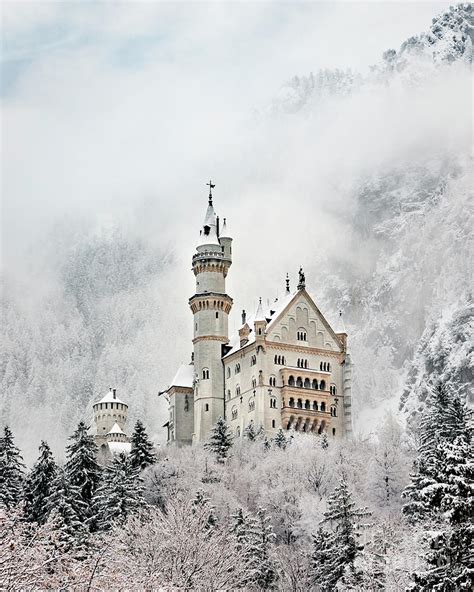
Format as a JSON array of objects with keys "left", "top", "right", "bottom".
[{"left": 162, "top": 184, "right": 353, "bottom": 445}]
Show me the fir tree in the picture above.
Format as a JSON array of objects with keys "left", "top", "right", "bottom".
[
  {"left": 244, "top": 422, "right": 257, "bottom": 441},
  {"left": 204, "top": 416, "right": 233, "bottom": 463},
  {"left": 192, "top": 489, "right": 216, "bottom": 528},
  {"left": 0, "top": 425, "right": 25, "bottom": 510},
  {"left": 44, "top": 469, "right": 88, "bottom": 548},
  {"left": 129, "top": 420, "right": 157, "bottom": 470},
  {"left": 93, "top": 452, "right": 145, "bottom": 531},
  {"left": 273, "top": 429, "right": 287, "bottom": 450},
  {"left": 23, "top": 440, "right": 58, "bottom": 524},
  {"left": 320, "top": 432, "right": 329, "bottom": 450},
  {"left": 65, "top": 421, "right": 101, "bottom": 518},
  {"left": 311, "top": 475, "right": 371, "bottom": 590}
]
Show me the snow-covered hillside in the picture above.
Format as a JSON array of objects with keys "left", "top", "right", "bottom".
[{"left": 1, "top": 3, "right": 472, "bottom": 460}]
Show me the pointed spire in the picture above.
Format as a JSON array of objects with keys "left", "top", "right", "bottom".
[
  {"left": 221, "top": 217, "right": 229, "bottom": 237},
  {"left": 286, "top": 273, "right": 290, "bottom": 294},
  {"left": 255, "top": 297, "right": 265, "bottom": 322},
  {"left": 335, "top": 309, "right": 347, "bottom": 334},
  {"left": 206, "top": 179, "right": 215, "bottom": 205}
]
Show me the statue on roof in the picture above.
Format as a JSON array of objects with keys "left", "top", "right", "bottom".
[{"left": 297, "top": 267, "right": 306, "bottom": 290}]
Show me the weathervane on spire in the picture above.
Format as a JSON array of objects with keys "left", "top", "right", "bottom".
[{"left": 206, "top": 179, "right": 215, "bottom": 205}]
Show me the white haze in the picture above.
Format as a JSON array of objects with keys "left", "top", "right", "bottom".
[{"left": 1, "top": 1, "right": 471, "bottom": 463}]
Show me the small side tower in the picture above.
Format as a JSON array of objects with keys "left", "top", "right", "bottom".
[
  {"left": 190, "top": 182, "right": 233, "bottom": 443},
  {"left": 93, "top": 387, "right": 130, "bottom": 460}
]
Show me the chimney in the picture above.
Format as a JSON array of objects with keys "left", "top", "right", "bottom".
[
  {"left": 241, "top": 309, "right": 247, "bottom": 325},
  {"left": 112, "top": 388, "right": 117, "bottom": 400}
]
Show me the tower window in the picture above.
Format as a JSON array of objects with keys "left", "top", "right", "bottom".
[
  {"left": 202, "top": 368, "right": 210, "bottom": 380},
  {"left": 297, "top": 329, "right": 307, "bottom": 341},
  {"left": 272, "top": 419, "right": 276, "bottom": 428},
  {"left": 227, "top": 367, "right": 231, "bottom": 378},
  {"left": 205, "top": 404, "right": 209, "bottom": 412},
  {"left": 216, "top": 312, "right": 219, "bottom": 318},
  {"left": 332, "top": 428, "right": 336, "bottom": 436},
  {"left": 250, "top": 355, "right": 257, "bottom": 366},
  {"left": 252, "top": 378, "right": 257, "bottom": 389}
]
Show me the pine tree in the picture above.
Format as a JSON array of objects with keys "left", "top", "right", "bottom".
[
  {"left": 273, "top": 429, "right": 287, "bottom": 450},
  {"left": 93, "top": 452, "right": 145, "bottom": 531},
  {"left": 23, "top": 440, "right": 58, "bottom": 524},
  {"left": 0, "top": 425, "right": 25, "bottom": 510},
  {"left": 129, "top": 420, "right": 157, "bottom": 470},
  {"left": 320, "top": 432, "right": 329, "bottom": 450},
  {"left": 244, "top": 422, "right": 257, "bottom": 441},
  {"left": 192, "top": 489, "right": 216, "bottom": 528},
  {"left": 311, "top": 475, "right": 371, "bottom": 590},
  {"left": 44, "top": 469, "right": 88, "bottom": 548},
  {"left": 204, "top": 416, "right": 233, "bottom": 463},
  {"left": 65, "top": 421, "right": 101, "bottom": 518}
]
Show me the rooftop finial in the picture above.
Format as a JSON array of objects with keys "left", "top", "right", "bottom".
[
  {"left": 297, "top": 267, "right": 306, "bottom": 290},
  {"left": 206, "top": 179, "right": 215, "bottom": 205},
  {"left": 286, "top": 272, "right": 290, "bottom": 294}
]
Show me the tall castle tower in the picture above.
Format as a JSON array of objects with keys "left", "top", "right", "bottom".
[{"left": 189, "top": 182, "right": 233, "bottom": 442}]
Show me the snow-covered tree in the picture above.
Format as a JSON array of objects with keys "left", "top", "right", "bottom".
[
  {"left": 65, "top": 421, "right": 101, "bottom": 518},
  {"left": 204, "top": 416, "right": 233, "bottom": 463},
  {"left": 0, "top": 425, "right": 25, "bottom": 510},
  {"left": 273, "top": 429, "right": 288, "bottom": 450},
  {"left": 129, "top": 420, "right": 157, "bottom": 470},
  {"left": 23, "top": 440, "right": 58, "bottom": 524},
  {"left": 311, "top": 475, "right": 371, "bottom": 589},
  {"left": 44, "top": 469, "right": 88, "bottom": 548},
  {"left": 244, "top": 421, "right": 257, "bottom": 441},
  {"left": 93, "top": 452, "right": 145, "bottom": 531},
  {"left": 320, "top": 432, "right": 329, "bottom": 450}
]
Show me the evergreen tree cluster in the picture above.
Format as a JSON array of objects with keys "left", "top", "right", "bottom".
[{"left": 0, "top": 419, "right": 156, "bottom": 549}]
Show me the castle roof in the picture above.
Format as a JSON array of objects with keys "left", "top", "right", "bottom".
[
  {"left": 94, "top": 388, "right": 127, "bottom": 406},
  {"left": 254, "top": 298, "right": 266, "bottom": 322},
  {"left": 107, "top": 422, "right": 126, "bottom": 436},
  {"left": 170, "top": 363, "right": 195, "bottom": 389}
]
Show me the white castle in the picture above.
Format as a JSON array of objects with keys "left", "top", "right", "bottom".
[
  {"left": 93, "top": 387, "right": 131, "bottom": 462},
  {"left": 162, "top": 183, "right": 353, "bottom": 445}
]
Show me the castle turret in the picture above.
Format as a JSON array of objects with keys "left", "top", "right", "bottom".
[
  {"left": 189, "top": 182, "right": 233, "bottom": 442},
  {"left": 93, "top": 387, "right": 130, "bottom": 458}
]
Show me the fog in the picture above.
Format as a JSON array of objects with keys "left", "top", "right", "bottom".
[{"left": 2, "top": 1, "right": 471, "bottom": 462}]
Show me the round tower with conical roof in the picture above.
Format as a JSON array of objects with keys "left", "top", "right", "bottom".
[
  {"left": 189, "top": 182, "right": 233, "bottom": 442},
  {"left": 93, "top": 387, "right": 129, "bottom": 451}
]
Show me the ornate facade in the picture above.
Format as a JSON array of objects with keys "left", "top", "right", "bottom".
[{"left": 162, "top": 186, "right": 353, "bottom": 445}]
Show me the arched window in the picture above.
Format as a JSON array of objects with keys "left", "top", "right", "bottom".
[
  {"left": 304, "top": 378, "right": 311, "bottom": 389},
  {"left": 184, "top": 395, "right": 189, "bottom": 412},
  {"left": 297, "top": 398, "right": 303, "bottom": 409},
  {"left": 312, "top": 379, "right": 318, "bottom": 389},
  {"left": 236, "top": 385, "right": 241, "bottom": 397},
  {"left": 320, "top": 401, "right": 326, "bottom": 412},
  {"left": 251, "top": 377, "right": 257, "bottom": 389},
  {"left": 235, "top": 363, "right": 241, "bottom": 374},
  {"left": 269, "top": 376, "right": 276, "bottom": 387},
  {"left": 202, "top": 368, "right": 210, "bottom": 380},
  {"left": 297, "top": 329, "right": 307, "bottom": 341},
  {"left": 313, "top": 401, "right": 318, "bottom": 411},
  {"left": 320, "top": 380, "right": 326, "bottom": 391},
  {"left": 320, "top": 362, "right": 323, "bottom": 371},
  {"left": 288, "top": 375, "right": 295, "bottom": 386},
  {"left": 332, "top": 427, "right": 336, "bottom": 436},
  {"left": 226, "top": 389, "right": 231, "bottom": 400},
  {"left": 227, "top": 367, "right": 231, "bottom": 378},
  {"left": 305, "top": 399, "right": 310, "bottom": 410},
  {"left": 270, "top": 398, "right": 277, "bottom": 409},
  {"left": 232, "top": 406, "right": 238, "bottom": 420},
  {"left": 272, "top": 419, "right": 276, "bottom": 428},
  {"left": 296, "top": 377, "right": 303, "bottom": 388},
  {"left": 205, "top": 404, "right": 209, "bottom": 412},
  {"left": 249, "top": 399, "right": 255, "bottom": 411},
  {"left": 216, "top": 312, "right": 219, "bottom": 319},
  {"left": 236, "top": 426, "right": 241, "bottom": 437},
  {"left": 304, "top": 359, "right": 308, "bottom": 369},
  {"left": 289, "top": 397, "right": 295, "bottom": 407},
  {"left": 251, "top": 355, "right": 257, "bottom": 366},
  {"left": 274, "top": 355, "right": 277, "bottom": 364},
  {"left": 282, "top": 356, "right": 285, "bottom": 365}
]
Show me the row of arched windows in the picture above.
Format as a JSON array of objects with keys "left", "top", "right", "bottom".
[
  {"left": 288, "top": 375, "right": 327, "bottom": 391},
  {"left": 297, "top": 329, "right": 307, "bottom": 341},
  {"left": 288, "top": 398, "right": 327, "bottom": 412},
  {"left": 320, "top": 362, "right": 331, "bottom": 372},
  {"left": 330, "top": 385, "right": 337, "bottom": 395},
  {"left": 197, "top": 299, "right": 226, "bottom": 311},
  {"left": 269, "top": 376, "right": 276, "bottom": 387},
  {"left": 297, "top": 358, "right": 309, "bottom": 368},
  {"left": 274, "top": 355, "right": 286, "bottom": 365},
  {"left": 270, "top": 398, "right": 277, "bottom": 408}
]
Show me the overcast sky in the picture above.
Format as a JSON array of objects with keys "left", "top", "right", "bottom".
[{"left": 1, "top": 0, "right": 453, "bottom": 282}]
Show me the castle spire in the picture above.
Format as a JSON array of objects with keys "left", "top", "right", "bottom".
[
  {"left": 286, "top": 273, "right": 290, "bottom": 294},
  {"left": 206, "top": 179, "right": 215, "bottom": 205}
]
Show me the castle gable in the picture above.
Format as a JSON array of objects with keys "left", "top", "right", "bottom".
[{"left": 267, "top": 290, "right": 343, "bottom": 352}]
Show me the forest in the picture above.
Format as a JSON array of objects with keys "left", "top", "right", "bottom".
[{"left": 1, "top": 384, "right": 472, "bottom": 591}]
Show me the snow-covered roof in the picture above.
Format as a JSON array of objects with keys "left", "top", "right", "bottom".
[
  {"left": 203, "top": 203, "right": 216, "bottom": 228},
  {"left": 108, "top": 441, "right": 131, "bottom": 455},
  {"left": 170, "top": 363, "right": 195, "bottom": 389},
  {"left": 220, "top": 218, "right": 230, "bottom": 238},
  {"left": 107, "top": 422, "right": 126, "bottom": 436},
  {"left": 94, "top": 389, "right": 127, "bottom": 406},
  {"left": 224, "top": 290, "right": 297, "bottom": 358},
  {"left": 254, "top": 298, "right": 266, "bottom": 322}
]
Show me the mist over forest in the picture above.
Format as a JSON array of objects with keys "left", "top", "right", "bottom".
[{"left": 1, "top": 2, "right": 472, "bottom": 466}]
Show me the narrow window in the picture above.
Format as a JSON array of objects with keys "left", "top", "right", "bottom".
[
  {"left": 216, "top": 312, "right": 219, "bottom": 318},
  {"left": 205, "top": 404, "right": 209, "bottom": 412},
  {"left": 332, "top": 427, "right": 336, "bottom": 436},
  {"left": 272, "top": 419, "right": 276, "bottom": 428}
]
